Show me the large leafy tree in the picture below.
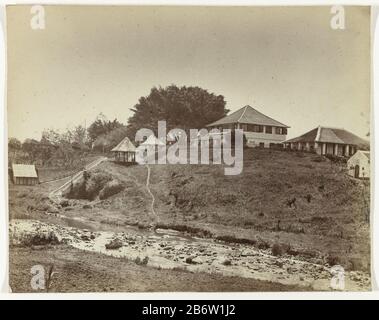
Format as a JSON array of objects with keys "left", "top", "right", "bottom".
[
  {"left": 92, "top": 125, "right": 128, "bottom": 153},
  {"left": 8, "top": 137, "right": 22, "bottom": 150},
  {"left": 87, "top": 113, "right": 124, "bottom": 143},
  {"left": 126, "top": 85, "right": 228, "bottom": 138}
]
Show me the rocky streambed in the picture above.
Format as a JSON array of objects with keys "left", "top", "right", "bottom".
[{"left": 9, "top": 219, "right": 370, "bottom": 291}]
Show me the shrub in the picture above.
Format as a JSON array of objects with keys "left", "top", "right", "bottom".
[
  {"left": 99, "top": 180, "right": 125, "bottom": 200},
  {"left": 85, "top": 172, "right": 112, "bottom": 200},
  {"left": 66, "top": 171, "right": 113, "bottom": 200},
  {"left": 135, "top": 256, "right": 149, "bottom": 265},
  {"left": 20, "top": 231, "right": 61, "bottom": 246},
  {"left": 105, "top": 238, "right": 123, "bottom": 250},
  {"left": 271, "top": 243, "right": 284, "bottom": 256},
  {"left": 222, "top": 259, "right": 232, "bottom": 266},
  {"left": 256, "top": 238, "right": 270, "bottom": 250},
  {"left": 326, "top": 254, "right": 342, "bottom": 266}
]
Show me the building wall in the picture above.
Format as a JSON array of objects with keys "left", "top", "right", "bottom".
[
  {"left": 348, "top": 153, "right": 370, "bottom": 178},
  {"left": 210, "top": 124, "right": 287, "bottom": 148},
  {"left": 14, "top": 177, "right": 38, "bottom": 185},
  {"left": 288, "top": 142, "right": 356, "bottom": 157},
  {"left": 114, "top": 151, "right": 136, "bottom": 162},
  {"left": 244, "top": 132, "right": 287, "bottom": 148}
]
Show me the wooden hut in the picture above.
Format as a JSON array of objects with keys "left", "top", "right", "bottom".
[
  {"left": 111, "top": 137, "right": 136, "bottom": 163},
  {"left": 12, "top": 164, "right": 39, "bottom": 185}
]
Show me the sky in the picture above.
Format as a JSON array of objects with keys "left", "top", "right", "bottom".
[{"left": 6, "top": 5, "right": 371, "bottom": 141}]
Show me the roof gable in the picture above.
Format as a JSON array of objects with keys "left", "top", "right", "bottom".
[
  {"left": 111, "top": 137, "right": 136, "bottom": 152},
  {"left": 362, "top": 151, "right": 370, "bottom": 160},
  {"left": 284, "top": 128, "right": 319, "bottom": 143},
  {"left": 207, "top": 105, "right": 289, "bottom": 128},
  {"left": 348, "top": 150, "right": 370, "bottom": 162}
]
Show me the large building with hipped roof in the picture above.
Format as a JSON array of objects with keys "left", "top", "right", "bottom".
[{"left": 206, "top": 105, "right": 289, "bottom": 148}]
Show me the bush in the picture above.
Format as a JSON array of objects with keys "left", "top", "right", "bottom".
[
  {"left": 222, "top": 259, "right": 232, "bottom": 266},
  {"left": 135, "top": 256, "right": 149, "bottom": 265},
  {"left": 326, "top": 254, "right": 342, "bottom": 266},
  {"left": 105, "top": 238, "right": 123, "bottom": 250},
  {"left": 85, "top": 172, "right": 112, "bottom": 200},
  {"left": 66, "top": 171, "right": 113, "bottom": 200},
  {"left": 99, "top": 180, "right": 125, "bottom": 200},
  {"left": 20, "top": 231, "right": 61, "bottom": 246},
  {"left": 271, "top": 243, "right": 284, "bottom": 256}
]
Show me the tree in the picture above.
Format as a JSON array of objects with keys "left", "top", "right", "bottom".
[
  {"left": 8, "top": 137, "right": 22, "bottom": 150},
  {"left": 92, "top": 125, "right": 128, "bottom": 153},
  {"left": 41, "top": 129, "right": 61, "bottom": 146},
  {"left": 126, "top": 85, "right": 228, "bottom": 139},
  {"left": 71, "top": 125, "right": 88, "bottom": 149},
  {"left": 87, "top": 113, "right": 124, "bottom": 143},
  {"left": 22, "top": 139, "right": 41, "bottom": 163}
]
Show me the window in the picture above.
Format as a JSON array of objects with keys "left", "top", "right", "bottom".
[
  {"left": 240, "top": 124, "right": 248, "bottom": 131},
  {"left": 259, "top": 143, "right": 265, "bottom": 148},
  {"left": 265, "top": 126, "right": 272, "bottom": 134},
  {"left": 252, "top": 125, "right": 263, "bottom": 133},
  {"left": 275, "top": 127, "right": 287, "bottom": 135}
]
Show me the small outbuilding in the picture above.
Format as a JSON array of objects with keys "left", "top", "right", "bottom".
[
  {"left": 12, "top": 164, "right": 39, "bottom": 185},
  {"left": 347, "top": 150, "right": 370, "bottom": 179},
  {"left": 111, "top": 136, "right": 136, "bottom": 163}
]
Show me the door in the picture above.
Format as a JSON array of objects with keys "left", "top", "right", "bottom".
[{"left": 354, "top": 165, "right": 360, "bottom": 178}]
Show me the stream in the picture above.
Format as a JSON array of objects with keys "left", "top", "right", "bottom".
[{"left": 9, "top": 217, "right": 370, "bottom": 291}]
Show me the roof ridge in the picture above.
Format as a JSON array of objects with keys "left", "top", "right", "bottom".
[
  {"left": 320, "top": 126, "right": 345, "bottom": 130},
  {"left": 243, "top": 105, "right": 289, "bottom": 128},
  {"left": 237, "top": 105, "right": 249, "bottom": 122},
  {"left": 315, "top": 126, "right": 321, "bottom": 141}
]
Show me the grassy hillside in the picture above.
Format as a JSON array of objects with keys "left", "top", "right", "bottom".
[
  {"left": 102, "top": 149, "right": 370, "bottom": 270},
  {"left": 9, "top": 148, "right": 371, "bottom": 272}
]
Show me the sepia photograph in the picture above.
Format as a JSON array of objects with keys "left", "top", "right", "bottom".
[{"left": 5, "top": 4, "right": 372, "bottom": 293}]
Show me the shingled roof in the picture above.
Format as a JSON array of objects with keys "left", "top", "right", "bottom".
[
  {"left": 111, "top": 137, "right": 136, "bottom": 152},
  {"left": 12, "top": 164, "right": 38, "bottom": 178},
  {"left": 285, "top": 126, "right": 369, "bottom": 146},
  {"left": 207, "top": 105, "right": 289, "bottom": 128}
]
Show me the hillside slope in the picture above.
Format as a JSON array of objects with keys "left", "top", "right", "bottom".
[{"left": 10, "top": 149, "right": 370, "bottom": 272}]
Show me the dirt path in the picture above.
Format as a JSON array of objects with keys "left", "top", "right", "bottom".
[
  {"left": 145, "top": 164, "right": 159, "bottom": 225},
  {"left": 49, "top": 156, "right": 107, "bottom": 203}
]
